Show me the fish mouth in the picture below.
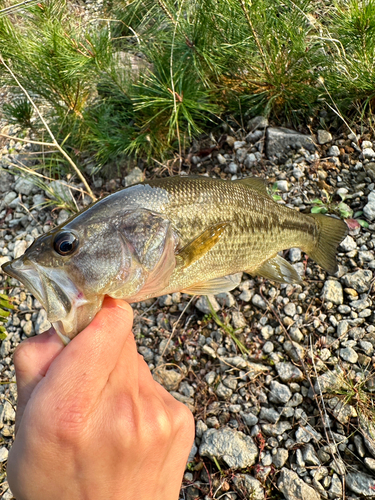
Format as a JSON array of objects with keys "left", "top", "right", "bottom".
[{"left": 2, "top": 257, "right": 102, "bottom": 344}]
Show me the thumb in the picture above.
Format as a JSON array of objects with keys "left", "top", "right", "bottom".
[{"left": 13, "top": 328, "right": 64, "bottom": 434}]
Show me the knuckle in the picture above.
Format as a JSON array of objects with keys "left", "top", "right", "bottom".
[
  {"left": 13, "top": 340, "right": 33, "bottom": 372},
  {"left": 49, "top": 398, "right": 90, "bottom": 442}
]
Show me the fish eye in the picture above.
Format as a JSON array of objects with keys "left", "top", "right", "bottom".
[{"left": 53, "top": 232, "right": 79, "bottom": 256}]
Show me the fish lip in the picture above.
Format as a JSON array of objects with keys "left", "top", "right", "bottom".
[{"left": 2, "top": 258, "right": 46, "bottom": 306}]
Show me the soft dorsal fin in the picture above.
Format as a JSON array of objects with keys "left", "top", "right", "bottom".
[
  {"left": 176, "top": 222, "right": 229, "bottom": 268},
  {"left": 182, "top": 273, "right": 242, "bottom": 295},
  {"left": 234, "top": 177, "right": 268, "bottom": 195},
  {"left": 248, "top": 254, "right": 303, "bottom": 284}
]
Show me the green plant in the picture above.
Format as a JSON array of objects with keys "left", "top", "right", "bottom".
[
  {"left": 269, "top": 182, "right": 282, "bottom": 202},
  {"left": 206, "top": 296, "right": 248, "bottom": 354},
  {"left": 0, "top": 293, "right": 15, "bottom": 340},
  {"left": 3, "top": 98, "right": 33, "bottom": 127},
  {"left": 310, "top": 192, "right": 369, "bottom": 228}
]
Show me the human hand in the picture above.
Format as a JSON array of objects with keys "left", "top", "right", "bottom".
[{"left": 7, "top": 297, "right": 195, "bottom": 500}]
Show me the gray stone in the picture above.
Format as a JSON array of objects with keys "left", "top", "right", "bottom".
[
  {"left": 200, "top": 427, "right": 258, "bottom": 469},
  {"left": 23, "top": 320, "right": 34, "bottom": 337},
  {"left": 231, "top": 311, "right": 247, "bottom": 329},
  {"left": 283, "top": 341, "right": 305, "bottom": 362},
  {"left": 216, "top": 382, "right": 233, "bottom": 399},
  {"left": 233, "top": 474, "right": 265, "bottom": 500},
  {"left": 245, "top": 130, "right": 263, "bottom": 144},
  {"left": 340, "top": 235, "right": 357, "bottom": 251},
  {"left": 248, "top": 116, "right": 269, "bottom": 130},
  {"left": 240, "top": 411, "right": 258, "bottom": 427},
  {"left": 277, "top": 180, "right": 289, "bottom": 192},
  {"left": 275, "top": 362, "right": 303, "bottom": 383},
  {"left": 302, "top": 444, "right": 320, "bottom": 465},
  {"left": 153, "top": 367, "right": 182, "bottom": 391},
  {"left": 35, "top": 308, "right": 51, "bottom": 334},
  {"left": 0, "top": 340, "right": 11, "bottom": 358},
  {"left": 364, "top": 191, "right": 375, "bottom": 221},
  {"left": 2, "top": 191, "right": 17, "bottom": 206},
  {"left": 272, "top": 448, "right": 289, "bottom": 468},
  {"left": 2, "top": 401, "right": 16, "bottom": 422},
  {"left": 123, "top": 167, "right": 144, "bottom": 187},
  {"left": 278, "top": 468, "right": 320, "bottom": 500},
  {"left": 195, "top": 295, "right": 220, "bottom": 314},
  {"left": 196, "top": 420, "right": 208, "bottom": 438},
  {"left": 295, "top": 425, "right": 322, "bottom": 443},
  {"left": 252, "top": 294, "right": 267, "bottom": 310},
  {"left": 354, "top": 434, "right": 366, "bottom": 458},
  {"left": 346, "top": 471, "right": 375, "bottom": 496},
  {"left": 138, "top": 346, "right": 154, "bottom": 363},
  {"left": 328, "top": 473, "right": 342, "bottom": 499},
  {"left": 0, "top": 446, "right": 8, "bottom": 462},
  {"left": 244, "top": 153, "right": 257, "bottom": 168},
  {"left": 14, "top": 176, "right": 35, "bottom": 195},
  {"left": 317, "top": 129, "right": 332, "bottom": 145},
  {"left": 239, "top": 289, "right": 253, "bottom": 302},
  {"left": 284, "top": 302, "right": 296, "bottom": 317},
  {"left": 289, "top": 248, "right": 301, "bottom": 262},
  {"left": 342, "top": 269, "right": 373, "bottom": 292},
  {"left": 328, "top": 145, "right": 340, "bottom": 156},
  {"left": 266, "top": 127, "right": 315, "bottom": 161},
  {"left": 261, "top": 421, "right": 292, "bottom": 437},
  {"left": 216, "top": 292, "right": 236, "bottom": 308},
  {"left": 314, "top": 368, "right": 346, "bottom": 394},
  {"left": 339, "top": 347, "right": 358, "bottom": 364},
  {"left": 363, "top": 148, "right": 375, "bottom": 160},
  {"left": 321, "top": 280, "right": 343, "bottom": 305},
  {"left": 159, "top": 294, "right": 173, "bottom": 306},
  {"left": 13, "top": 239, "right": 27, "bottom": 259},
  {"left": 46, "top": 180, "right": 74, "bottom": 203},
  {"left": 259, "top": 407, "right": 280, "bottom": 423},
  {"left": 57, "top": 209, "right": 70, "bottom": 225},
  {"left": 227, "top": 161, "right": 238, "bottom": 174},
  {"left": 268, "top": 380, "right": 292, "bottom": 404},
  {"left": 0, "top": 170, "right": 13, "bottom": 193},
  {"left": 262, "top": 341, "right": 274, "bottom": 354},
  {"left": 365, "top": 457, "right": 375, "bottom": 472}
]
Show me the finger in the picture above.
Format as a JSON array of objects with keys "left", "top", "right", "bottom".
[
  {"left": 45, "top": 297, "right": 134, "bottom": 399},
  {"left": 13, "top": 328, "right": 64, "bottom": 433}
]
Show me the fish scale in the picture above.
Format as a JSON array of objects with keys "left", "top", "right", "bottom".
[{"left": 2, "top": 175, "right": 348, "bottom": 342}]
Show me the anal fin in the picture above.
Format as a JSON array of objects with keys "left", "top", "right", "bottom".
[
  {"left": 249, "top": 255, "right": 302, "bottom": 284},
  {"left": 182, "top": 272, "right": 242, "bottom": 295}
]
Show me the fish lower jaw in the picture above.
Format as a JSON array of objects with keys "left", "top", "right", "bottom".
[{"left": 53, "top": 321, "right": 72, "bottom": 345}]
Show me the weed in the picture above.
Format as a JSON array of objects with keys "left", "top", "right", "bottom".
[
  {"left": 3, "top": 98, "right": 33, "bottom": 128},
  {"left": 310, "top": 191, "right": 369, "bottom": 228},
  {"left": 0, "top": 293, "right": 15, "bottom": 340}
]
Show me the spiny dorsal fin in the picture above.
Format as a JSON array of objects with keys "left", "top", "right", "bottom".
[
  {"left": 176, "top": 222, "right": 229, "bottom": 269},
  {"left": 248, "top": 254, "right": 302, "bottom": 284},
  {"left": 234, "top": 177, "right": 268, "bottom": 195},
  {"left": 181, "top": 273, "right": 242, "bottom": 295}
]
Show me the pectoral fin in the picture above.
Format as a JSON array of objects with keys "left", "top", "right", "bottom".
[
  {"left": 176, "top": 222, "right": 229, "bottom": 268},
  {"left": 248, "top": 255, "right": 302, "bottom": 284},
  {"left": 182, "top": 272, "right": 242, "bottom": 295}
]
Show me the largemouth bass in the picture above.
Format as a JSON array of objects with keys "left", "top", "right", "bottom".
[{"left": 2, "top": 176, "right": 347, "bottom": 343}]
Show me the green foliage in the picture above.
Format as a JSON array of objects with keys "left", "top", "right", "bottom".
[
  {"left": 310, "top": 192, "right": 369, "bottom": 227},
  {"left": 3, "top": 98, "right": 33, "bottom": 127},
  {"left": 0, "top": 293, "right": 15, "bottom": 340},
  {"left": 2, "top": 0, "right": 375, "bottom": 171}
]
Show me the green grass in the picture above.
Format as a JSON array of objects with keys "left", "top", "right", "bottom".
[{"left": 1, "top": 0, "right": 375, "bottom": 174}]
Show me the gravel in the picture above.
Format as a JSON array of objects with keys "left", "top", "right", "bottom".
[{"left": 2, "top": 117, "right": 375, "bottom": 500}]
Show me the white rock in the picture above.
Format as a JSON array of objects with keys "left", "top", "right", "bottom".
[
  {"left": 0, "top": 447, "right": 9, "bottom": 462},
  {"left": 317, "top": 130, "right": 332, "bottom": 145},
  {"left": 362, "top": 148, "right": 375, "bottom": 160},
  {"left": 363, "top": 191, "right": 375, "bottom": 221},
  {"left": 13, "top": 239, "right": 27, "bottom": 259}
]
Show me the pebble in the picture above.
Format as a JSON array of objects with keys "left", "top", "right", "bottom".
[
  {"left": 321, "top": 280, "right": 343, "bottom": 305},
  {"left": 278, "top": 468, "right": 320, "bottom": 500},
  {"left": 272, "top": 448, "right": 289, "bottom": 468},
  {"left": 346, "top": 471, "right": 375, "bottom": 496},
  {"left": 123, "top": 167, "right": 144, "bottom": 187},
  {"left": 342, "top": 269, "right": 373, "bottom": 292},
  {"left": 232, "top": 475, "right": 265, "bottom": 500},
  {"left": 251, "top": 294, "right": 267, "bottom": 310},
  {"left": 0, "top": 446, "right": 9, "bottom": 462},
  {"left": 340, "top": 235, "right": 357, "bottom": 251},
  {"left": 289, "top": 248, "right": 301, "bottom": 262},
  {"left": 275, "top": 362, "right": 303, "bottom": 383},
  {"left": 277, "top": 180, "right": 289, "bottom": 192},
  {"left": 200, "top": 427, "right": 258, "bottom": 468},
  {"left": 328, "top": 145, "right": 340, "bottom": 156},
  {"left": 35, "top": 308, "right": 51, "bottom": 334},
  {"left": 317, "top": 130, "right": 332, "bottom": 145},
  {"left": 14, "top": 177, "right": 35, "bottom": 195},
  {"left": 268, "top": 381, "right": 292, "bottom": 404},
  {"left": 339, "top": 347, "right": 358, "bottom": 363},
  {"left": 363, "top": 190, "right": 375, "bottom": 221},
  {"left": 231, "top": 311, "right": 247, "bottom": 329},
  {"left": 195, "top": 295, "right": 220, "bottom": 314},
  {"left": 238, "top": 289, "right": 253, "bottom": 302}
]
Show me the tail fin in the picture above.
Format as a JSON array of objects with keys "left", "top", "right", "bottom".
[{"left": 305, "top": 213, "right": 348, "bottom": 274}]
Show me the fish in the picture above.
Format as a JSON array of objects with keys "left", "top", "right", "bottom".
[{"left": 2, "top": 176, "right": 348, "bottom": 344}]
